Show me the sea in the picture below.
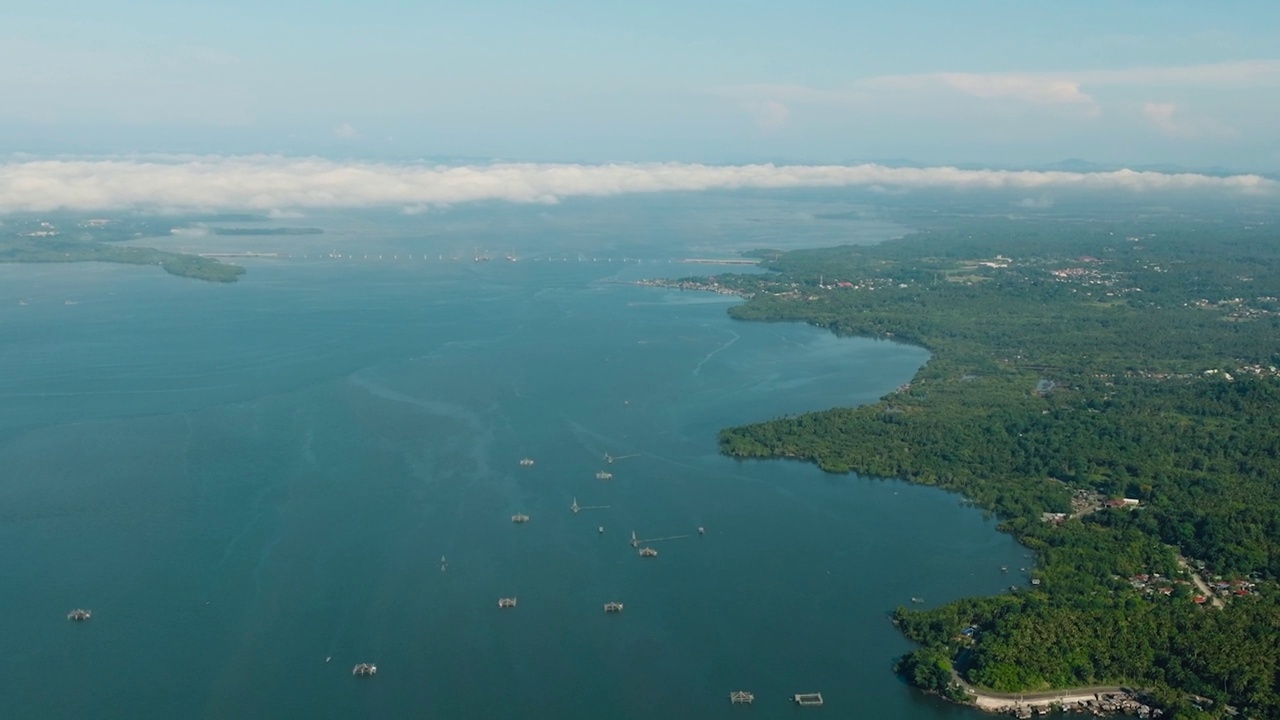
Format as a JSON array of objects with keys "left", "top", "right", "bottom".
[{"left": 0, "top": 193, "right": 1029, "bottom": 719}]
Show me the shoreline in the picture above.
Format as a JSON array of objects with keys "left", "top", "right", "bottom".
[
  {"left": 950, "top": 673, "right": 1157, "bottom": 717},
  {"left": 631, "top": 277, "right": 755, "bottom": 298},
  {"left": 656, "top": 257, "right": 1176, "bottom": 717}
]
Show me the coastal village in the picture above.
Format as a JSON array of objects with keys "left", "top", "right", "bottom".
[
  {"left": 636, "top": 248, "right": 1280, "bottom": 385},
  {"left": 1044, "top": 489, "right": 1263, "bottom": 607},
  {"left": 972, "top": 688, "right": 1163, "bottom": 718}
]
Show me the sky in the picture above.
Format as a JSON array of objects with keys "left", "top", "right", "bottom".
[{"left": 0, "top": 0, "right": 1277, "bottom": 170}]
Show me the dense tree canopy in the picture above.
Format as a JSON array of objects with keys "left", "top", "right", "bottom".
[
  {"left": 713, "top": 216, "right": 1280, "bottom": 717},
  {"left": 0, "top": 215, "right": 246, "bottom": 282}
]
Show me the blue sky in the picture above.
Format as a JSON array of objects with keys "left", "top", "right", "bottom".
[{"left": 1, "top": 1, "right": 1278, "bottom": 169}]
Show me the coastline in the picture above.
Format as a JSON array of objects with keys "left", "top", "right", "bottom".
[
  {"left": 664, "top": 219, "right": 1280, "bottom": 718},
  {"left": 631, "top": 277, "right": 755, "bottom": 298}
]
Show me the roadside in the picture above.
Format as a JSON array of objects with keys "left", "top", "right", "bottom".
[
  {"left": 951, "top": 671, "right": 1124, "bottom": 708},
  {"left": 949, "top": 671, "right": 1148, "bottom": 715},
  {"left": 1177, "top": 554, "right": 1225, "bottom": 609}
]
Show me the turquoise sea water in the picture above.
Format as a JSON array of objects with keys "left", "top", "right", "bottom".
[{"left": 0, "top": 198, "right": 1028, "bottom": 719}]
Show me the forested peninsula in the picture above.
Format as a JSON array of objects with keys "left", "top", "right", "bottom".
[
  {"left": 703, "top": 216, "right": 1280, "bottom": 718},
  {"left": 0, "top": 216, "right": 246, "bottom": 282}
]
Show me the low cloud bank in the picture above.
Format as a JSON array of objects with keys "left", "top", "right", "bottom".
[{"left": 0, "top": 157, "right": 1274, "bottom": 214}]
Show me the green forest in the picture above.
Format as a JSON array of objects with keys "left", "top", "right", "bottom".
[
  {"left": 0, "top": 215, "right": 246, "bottom": 282},
  {"left": 711, "top": 214, "right": 1280, "bottom": 718}
]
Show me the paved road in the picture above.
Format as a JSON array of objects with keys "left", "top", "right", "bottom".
[
  {"left": 951, "top": 671, "right": 1126, "bottom": 710},
  {"left": 1177, "top": 555, "right": 1225, "bottom": 609}
]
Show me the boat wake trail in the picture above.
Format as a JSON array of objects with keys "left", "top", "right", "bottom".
[
  {"left": 348, "top": 370, "right": 483, "bottom": 429},
  {"left": 692, "top": 330, "right": 739, "bottom": 376},
  {"left": 347, "top": 370, "right": 496, "bottom": 478}
]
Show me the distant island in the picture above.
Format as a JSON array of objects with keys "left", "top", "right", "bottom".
[
  {"left": 0, "top": 215, "right": 259, "bottom": 282},
  {"left": 696, "top": 214, "right": 1280, "bottom": 718}
]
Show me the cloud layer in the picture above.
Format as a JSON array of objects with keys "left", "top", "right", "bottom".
[
  {"left": 0, "top": 157, "right": 1274, "bottom": 214},
  {"left": 717, "top": 60, "right": 1280, "bottom": 129}
]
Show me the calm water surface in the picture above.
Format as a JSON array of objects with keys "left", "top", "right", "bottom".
[{"left": 0, "top": 201, "right": 1027, "bottom": 719}]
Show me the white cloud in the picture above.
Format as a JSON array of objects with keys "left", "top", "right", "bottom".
[
  {"left": 740, "top": 99, "right": 791, "bottom": 130},
  {"left": 710, "top": 84, "right": 860, "bottom": 129},
  {"left": 1143, "top": 102, "right": 1191, "bottom": 138},
  {"left": 869, "top": 72, "right": 1098, "bottom": 111},
  {"left": 940, "top": 74, "right": 1096, "bottom": 110},
  {"left": 1141, "top": 101, "right": 1239, "bottom": 140},
  {"left": 0, "top": 157, "right": 1273, "bottom": 215},
  {"left": 1080, "top": 60, "right": 1280, "bottom": 87},
  {"left": 332, "top": 123, "right": 359, "bottom": 139},
  {"left": 717, "top": 60, "right": 1280, "bottom": 122}
]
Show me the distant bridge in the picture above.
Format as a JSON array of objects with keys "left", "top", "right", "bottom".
[
  {"left": 190, "top": 253, "right": 763, "bottom": 265},
  {"left": 680, "top": 258, "right": 760, "bottom": 265}
]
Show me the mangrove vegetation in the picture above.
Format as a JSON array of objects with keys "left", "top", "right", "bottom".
[{"left": 711, "top": 214, "right": 1280, "bottom": 718}]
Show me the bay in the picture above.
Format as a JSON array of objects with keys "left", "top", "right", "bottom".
[{"left": 0, "top": 197, "right": 1026, "bottom": 719}]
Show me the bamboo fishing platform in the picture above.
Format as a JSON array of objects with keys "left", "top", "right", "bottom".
[
  {"left": 729, "top": 691, "right": 755, "bottom": 704},
  {"left": 352, "top": 663, "right": 377, "bottom": 676},
  {"left": 498, "top": 597, "right": 518, "bottom": 608},
  {"left": 603, "top": 602, "right": 624, "bottom": 613},
  {"left": 793, "top": 692, "right": 824, "bottom": 706},
  {"left": 66, "top": 609, "right": 92, "bottom": 621},
  {"left": 629, "top": 530, "right": 690, "bottom": 547},
  {"left": 570, "top": 497, "right": 610, "bottom": 514}
]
